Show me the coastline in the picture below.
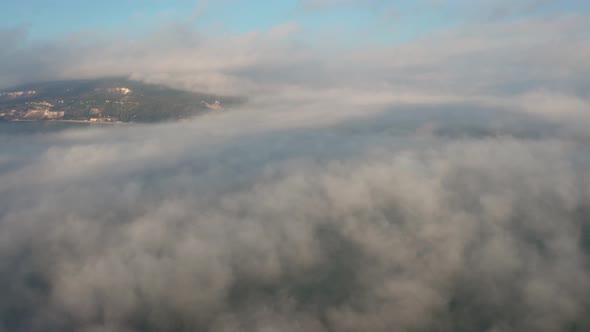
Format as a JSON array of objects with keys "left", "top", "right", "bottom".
[{"left": 6, "top": 119, "right": 127, "bottom": 125}]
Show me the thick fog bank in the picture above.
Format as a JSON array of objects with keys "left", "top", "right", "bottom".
[{"left": 1, "top": 102, "right": 589, "bottom": 332}]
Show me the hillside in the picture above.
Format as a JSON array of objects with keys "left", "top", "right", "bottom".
[{"left": 0, "top": 78, "right": 244, "bottom": 123}]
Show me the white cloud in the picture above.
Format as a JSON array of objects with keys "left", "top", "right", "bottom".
[
  {"left": 1, "top": 109, "right": 590, "bottom": 330},
  {"left": 3, "top": 14, "right": 588, "bottom": 113}
]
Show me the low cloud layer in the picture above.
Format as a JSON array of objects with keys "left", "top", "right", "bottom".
[
  {"left": 1, "top": 6, "right": 590, "bottom": 332},
  {"left": 1, "top": 100, "right": 590, "bottom": 331}
]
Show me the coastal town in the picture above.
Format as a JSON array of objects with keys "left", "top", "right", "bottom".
[
  {"left": 0, "top": 88, "right": 128, "bottom": 123},
  {"left": 0, "top": 101, "right": 120, "bottom": 123},
  {"left": 0, "top": 79, "right": 236, "bottom": 123}
]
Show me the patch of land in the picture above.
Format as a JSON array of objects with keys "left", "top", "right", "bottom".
[{"left": 0, "top": 78, "right": 244, "bottom": 123}]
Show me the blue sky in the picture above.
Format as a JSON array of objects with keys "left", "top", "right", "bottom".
[{"left": 2, "top": 0, "right": 590, "bottom": 44}]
